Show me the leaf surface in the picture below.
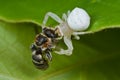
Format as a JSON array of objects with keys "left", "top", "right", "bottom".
[
  {"left": 0, "top": 0, "right": 120, "bottom": 32},
  {"left": 0, "top": 21, "right": 120, "bottom": 80}
]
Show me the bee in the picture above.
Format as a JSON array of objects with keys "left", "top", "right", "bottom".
[
  {"left": 30, "top": 27, "right": 61, "bottom": 70},
  {"left": 31, "top": 44, "right": 51, "bottom": 70}
]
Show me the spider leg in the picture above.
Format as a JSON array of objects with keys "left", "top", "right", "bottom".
[
  {"left": 62, "top": 13, "right": 67, "bottom": 21},
  {"left": 62, "top": 10, "right": 71, "bottom": 21},
  {"left": 55, "top": 36, "right": 73, "bottom": 56},
  {"left": 73, "top": 32, "right": 90, "bottom": 35},
  {"left": 72, "top": 32, "right": 91, "bottom": 40},
  {"left": 73, "top": 35, "right": 80, "bottom": 40},
  {"left": 72, "top": 32, "right": 87, "bottom": 40},
  {"left": 43, "top": 12, "right": 63, "bottom": 26},
  {"left": 67, "top": 10, "right": 71, "bottom": 16}
]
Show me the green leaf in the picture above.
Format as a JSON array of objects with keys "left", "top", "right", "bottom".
[
  {"left": 0, "top": 20, "right": 120, "bottom": 80},
  {"left": 0, "top": 0, "right": 120, "bottom": 32},
  {"left": 0, "top": 0, "right": 120, "bottom": 80}
]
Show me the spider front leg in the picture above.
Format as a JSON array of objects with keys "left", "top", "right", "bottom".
[
  {"left": 62, "top": 13, "right": 67, "bottom": 21},
  {"left": 67, "top": 10, "right": 71, "bottom": 16},
  {"left": 55, "top": 36, "right": 73, "bottom": 56},
  {"left": 43, "top": 12, "right": 63, "bottom": 26},
  {"left": 62, "top": 10, "right": 71, "bottom": 22}
]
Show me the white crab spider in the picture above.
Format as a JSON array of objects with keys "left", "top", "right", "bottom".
[{"left": 42, "top": 7, "right": 90, "bottom": 56}]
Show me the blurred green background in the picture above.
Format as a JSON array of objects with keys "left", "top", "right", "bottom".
[{"left": 0, "top": 0, "right": 120, "bottom": 80}]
